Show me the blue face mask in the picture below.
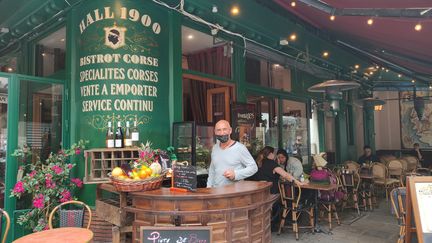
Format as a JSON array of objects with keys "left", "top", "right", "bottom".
[{"left": 215, "top": 134, "right": 229, "bottom": 143}]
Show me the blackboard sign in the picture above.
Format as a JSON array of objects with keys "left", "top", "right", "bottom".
[
  {"left": 141, "top": 226, "right": 211, "bottom": 243},
  {"left": 173, "top": 165, "right": 197, "bottom": 191}
]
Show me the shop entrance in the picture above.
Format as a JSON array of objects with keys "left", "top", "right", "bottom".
[{"left": 0, "top": 72, "right": 64, "bottom": 240}]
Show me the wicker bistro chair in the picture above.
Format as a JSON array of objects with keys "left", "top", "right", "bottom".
[
  {"left": 318, "top": 170, "right": 341, "bottom": 230},
  {"left": 343, "top": 161, "right": 360, "bottom": 173},
  {"left": 48, "top": 200, "right": 92, "bottom": 229},
  {"left": 371, "top": 162, "right": 399, "bottom": 201},
  {"left": 387, "top": 160, "right": 404, "bottom": 187},
  {"left": 340, "top": 170, "right": 361, "bottom": 215},
  {"left": 390, "top": 187, "right": 408, "bottom": 243},
  {"left": 358, "top": 165, "right": 374, "bottom": 211},
  {"left": 0, "top": 209, "right": 10, "bottom": 243},
  {"left": 401, "top": 156, "right": 419, "bottom": 173},
  {"left": 277, "top": 181, "right": 314, "bottom": 240}
]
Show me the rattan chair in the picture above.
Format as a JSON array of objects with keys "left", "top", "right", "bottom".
[
  {"left": 343, "top": 161, "right": 360, "bottom": 173},
  {"left": 48, "top": 200, "right": 92, "bottom": 229},
  {"left": 0, "top": 209, "right": 10, "bottom": 243},
  {"left": 371, "top": 162, "right": 399, "bottom": 201},
  {"left": 390, "top": 187, "right": 407, "bottom": 243},
  {"left": 340, "top": 171, "right": 361, "bottom": 215},
  {"left": 318, "top": 170, "right": 341, "bottom": 230},
  {"left": 387, "top": 160, "right": 404, "bottom": 187},
  {"left": 401, "top": 156, "right": 419, "bottom": 173},
  {"left": 278, "top": 181, "right": 314, "bottom": 240}
]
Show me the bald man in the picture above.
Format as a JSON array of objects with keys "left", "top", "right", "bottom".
[{"left": 207, "top": 120, "right": 258, "bottom": 187}]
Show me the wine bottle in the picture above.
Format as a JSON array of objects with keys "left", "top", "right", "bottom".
[
  {"left": 124, "top": 121, "right": 132, "bottom": 147},
  {"left": 115, "top": 121, "right": 124, "bottom": 148},
  {"left": 106, "top": 121, "right": 114, "bottom": 148},
  {"left": 131, "top": 120, "right": 139, "bottom": 146}
]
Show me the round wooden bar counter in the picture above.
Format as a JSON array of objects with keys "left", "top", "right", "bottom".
[{"left": 125, "top": 181, "right": 278, "bottom": 243}]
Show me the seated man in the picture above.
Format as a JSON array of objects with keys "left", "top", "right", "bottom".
[
  {"left": 358, "top": 145, "right": 379, "bottom": 164},
  {"left": 411, "top": 143, "right": 428, "bottom": 168}
]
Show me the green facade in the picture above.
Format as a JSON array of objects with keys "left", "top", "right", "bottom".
[{"left": 0, "top": 0, "right": 376, "bottom": 240}]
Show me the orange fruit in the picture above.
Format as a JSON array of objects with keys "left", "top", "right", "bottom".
[
  {"left": 145, "top": 168, "right": 152, "bottom": 176},
  {"left": 138, "top": 169, "right": 148, "bottom": 179}
]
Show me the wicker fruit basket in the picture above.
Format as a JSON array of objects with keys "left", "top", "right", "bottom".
[{"left": 109, "top": 172, "right": 166, "bottom": 192}]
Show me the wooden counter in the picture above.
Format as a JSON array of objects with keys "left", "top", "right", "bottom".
[{"left": 125, "top": 181, "right": 278, "bottom": 243}]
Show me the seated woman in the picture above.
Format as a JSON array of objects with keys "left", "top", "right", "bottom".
[
  {"left": 253, "top": 146, "right": 302, "bottom": 231},
  {"left": 254, "top": 146, "right": 302, "bottom": 194},
  {"left": 276, "top": 149, "right": 304, "bottom": 180}
]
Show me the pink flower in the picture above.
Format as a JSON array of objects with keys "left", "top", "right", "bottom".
[
  {"left": 60, "top": 190, "right": 71, "bottom": 203},
  {"left": 33, "top": 194, "right": 45, "bottom": 209},
  {"left": 13, "top": 181, "right": 25, "bottom": 194},
  {"left": 29, "top": 170, "right": 37, "bottom": 178},
  {"left": 45, "top": 179, "right": 56, "bottom": 189},
  {"left": 67, "top": 164, "right": 73, "bottom": 169},
  {"left": 75, "top": 148, "right": 81, "bottom": 155},
  {"left": 51, "top": 165, "right": 63, "bottom": 175},
  {"left": 45, "top": 174, "right": 52, "bottom": 180},
  {"left": 139, "top": 151, "right": 146, "bottom": 158},
  {"left": 43, "top": 225, "right": 50, "bottom": 231},
  {"left": 71, "top": 178, "right": 83, "bottom": 188}
]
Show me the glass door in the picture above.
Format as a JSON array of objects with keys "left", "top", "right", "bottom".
[{"left": 2, "top": 73, "right": 64, "bottom": 240}]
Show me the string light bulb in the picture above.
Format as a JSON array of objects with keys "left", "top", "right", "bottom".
[
  {"left": 289, "top": 33, "right": 297, "bottom": 41},
  {"left": 330, "top": 15, "right": 336, "bottom": 21},
  {"left": 322, "top": 51, "right": 329, "bottom": 58},
  {"left": 291, "top": 1, "right": 296, "bottom": 7},
  {"left": 398, "top": 74, "right": 402, "bottom": 78},
  {"left": 415, "top": 23, "right": 422, "bottom": 31},
  {"left": 412, "top": 79, "right": 416, "bottom": 83},
  {"left": 367, "top": 18, "right": 374, "bottom": 25},
  {"left": 230, "top": 6, "right": 240, "bottom": 15},
  {"left": 354, "top": 64, "right": 360, "bottom": 69}
]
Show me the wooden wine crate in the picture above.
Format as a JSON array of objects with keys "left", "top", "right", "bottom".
[{"left": 84, "top": 148, "right": 140, "bottom": 184}]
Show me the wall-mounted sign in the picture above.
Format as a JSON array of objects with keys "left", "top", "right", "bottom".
[
  {"left": 75, "top": 0, "right": 170, "bottom": 147},
  {"left": 231, "top": 103, "right": 256, "bottom": 147}
]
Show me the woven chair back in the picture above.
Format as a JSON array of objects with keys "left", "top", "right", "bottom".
[
  {"left": 388, "top": 160, "right": 403, "bottom": 176},
  {"left": 344, "top": 161, "right": 360, "bottom": 173},
  {"left": 372, "top": 163, "right": 387, "bottom": 180}
]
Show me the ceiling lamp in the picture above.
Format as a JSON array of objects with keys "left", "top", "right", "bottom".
[
  {"left": 308, "top": 80, "right": 360, "bottom": 114},
  {"left": 330, "top": 15, "right": 335, "bottom": 21},
  {"left": 367, "top": 18, "right": 374, "bottom": 25},
  {"left": 362, "top": 97, "right": 386, "bottom": 111},
  {"left": 415, "top": 23, "right": 422, "bottom": 31}
]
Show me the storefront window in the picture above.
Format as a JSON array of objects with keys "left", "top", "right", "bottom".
[
  {"left": 281, "top": 99, "right": 308, "bottom": 162},
  {"left": 245, "top": 55, "right": 291, "bottom": 91},
  {"left": 247, "top": 95, "right": 279, "bottom": 153},
  {"left": 0, "top": 76, "right": 7, "bottom": 208},
  {"left": 35, "top": 27, "right": 66, "bottom": 77},
  {"left": 182, "top": 26, "right": 232, "bottom": 79}
]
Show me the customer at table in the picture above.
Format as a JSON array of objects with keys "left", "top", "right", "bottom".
[
  {"left": 253, "top": 146, "right": 302, "bottom": 194},
  {"left": 410, "top": 143, "right": 428, "bottom": 168},
  {"left": 358, "top": 145, "right": 379, "bottom": 164},
  {"left": 276, "top": 149, "right": 304, "bottom": 180},
  {"left": 207, "top": 120, "right": 258, "bottom": 187}
]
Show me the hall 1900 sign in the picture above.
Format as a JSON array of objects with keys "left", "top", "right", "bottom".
[{"left": 75, "top": 0, "right": 170, "bottom": 147}]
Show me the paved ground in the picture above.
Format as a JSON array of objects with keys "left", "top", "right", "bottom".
[{"left": 271, "top": 200, "right": 400, "bottom": 243}]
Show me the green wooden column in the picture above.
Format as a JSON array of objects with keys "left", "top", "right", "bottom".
[
  {"left": 70, "top": 0, "right": 173, "bottom": 204},
  {"left": 363, "top": 108, "right": 375, "bottom": 150}
]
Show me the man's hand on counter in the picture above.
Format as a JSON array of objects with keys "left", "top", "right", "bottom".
[{"left": 223, "top": 169, "right": 235, "bottom": 180}]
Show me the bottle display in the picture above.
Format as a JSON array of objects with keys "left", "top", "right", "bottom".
[
  {"left": 131, "top": 120, "right": 139, "bottom": 146},
  {"left": 106, "top": 121, "right": 114, "bottom": 148},
  {"left": 124, "top": 121, "right": 132, "bottom": 147},
  {"left": 115, "top": 121, "right": 124, "bottom": 148}
]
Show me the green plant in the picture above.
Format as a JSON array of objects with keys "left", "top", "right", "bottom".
[{"left": 10, "top": 140, "right": 88, "bottom": 232}]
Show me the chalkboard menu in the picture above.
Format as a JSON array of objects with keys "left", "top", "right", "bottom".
[
  {"left": 141, "top": 226, "right": 211, "bottom": 243},
  {"left": 173, "top": 165, "right": 197, "bottom": 191}
]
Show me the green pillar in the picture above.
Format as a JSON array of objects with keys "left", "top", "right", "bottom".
[{"left": 71, "top": 0, "right": 172, "bottom": 204}]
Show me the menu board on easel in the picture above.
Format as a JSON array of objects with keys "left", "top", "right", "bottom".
[{"left": 407, "top": 176, "right": 432, "bottom": 243}]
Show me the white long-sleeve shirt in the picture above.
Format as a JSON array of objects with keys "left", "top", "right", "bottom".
[{"left": 207, "top": 141, "right": 258, "bottom": 187}]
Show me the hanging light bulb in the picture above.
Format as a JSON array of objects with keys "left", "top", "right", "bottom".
[
  {"left": 230, "top": 6, "right": 240, "bottom": 15},
  {"left": 291, "top": 1, "right": 296, "bottom": 7},
  {"left": 354, "top": 64, "right": 360, "bottom": 69},
  {"left": 415, "top": 23, "right": 422, "bottom": 31},
  {"left": 290, "top": 33, "right": 297, "bottom": 41},
  {"left": 367, "top": 18, "right": 374, "bottom": 25},
  {"left": 330, "top": 15, "right": 336, "bottom": 21}
]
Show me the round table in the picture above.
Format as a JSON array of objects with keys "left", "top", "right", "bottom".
[{"left": 13, "top": 227, "right": 93, "bottom": 243}]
